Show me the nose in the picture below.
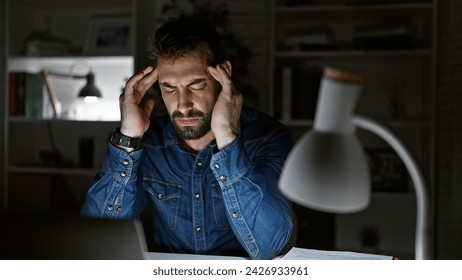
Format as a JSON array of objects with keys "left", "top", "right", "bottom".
[{"left": 176, "top": 89, "right": 194, "bottom": 113}]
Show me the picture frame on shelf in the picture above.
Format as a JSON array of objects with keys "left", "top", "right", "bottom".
[
  {"left": 83, "top": 16, "right": 133, "bottom": 56},
  {"left": 366, "top": 148, "right": 408, "bottom": 193}
]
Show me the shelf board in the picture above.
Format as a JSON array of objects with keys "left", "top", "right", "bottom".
[
  {"left": 371, "top": 191, "right": 415, "bottom": 200},
  {"left": 274, "top": 49, "right": 433, "bottom": 58},
  {"left": 11, "top": 0, "right": 132, "bottom": 10},
  {"left": 377, "top": 119, "right": 432, "bottom": 128},
  {"left": 8, "top": 117, "right": 119, "bottom": 124},
  {"left": 274, "top": 2, "right": 434, "bottom": 13},
  {"left": 8, "top": 166, "right": 100, "bottom": 176},
  {"left": 281, "top": 119, "right": 431, "bottom": 128},
  {"left": 8, "top": 55, "right": 133, "bottom": 68},
  {"left": 281, "top": 119, "right": 314, "bottom": 127}
]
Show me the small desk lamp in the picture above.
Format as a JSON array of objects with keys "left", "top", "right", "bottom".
[
  {"left": 279, "top": 66, "right": 431, "bottom": 260},
  {"left": 42, "top": 69, "right": 102, "bottom": 118}
]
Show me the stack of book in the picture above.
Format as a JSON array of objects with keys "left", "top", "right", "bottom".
[
  {"left": 9, "top": 72, "right": 44, "bottom": 118},
  {"left": 353, "top": 23, "right": 414, "bottom": 50},
  {"left": 23, "top": 30, "right": 74, "bottom": 56},
  {"left": 25, "top": 39, "right": 73, "bottom": 56},
  {"left": 284, "top": 26, "right": 337, "bottom": 51}
]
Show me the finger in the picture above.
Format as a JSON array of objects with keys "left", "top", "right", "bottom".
[
  {"left": 125, "top": 67, "right": 157, "bottom": 98},
  {"left": 124, "top": 67, "right": 158, "bottom": 103},
  {"left": 208, "top": 66, "right": 222, "bottom": 84},
  {"left": 126, "top": 66, "right": 154, "bottom": 88},
  {"left": 208, "top": 64, "right": 231, "bottom": 85},
  {"left": 143, "top": 97, "right": 155, "bottom": 117},
  {"left": 215, "top": 64, "right": 232, "bottom": 86},
  {"left": 134, "top": 67, "right": 159, "bottom": 94}
]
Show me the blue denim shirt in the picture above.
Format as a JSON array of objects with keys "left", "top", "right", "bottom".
[{"left": 81, "top": 107, "right": 294, "bottom": 259}]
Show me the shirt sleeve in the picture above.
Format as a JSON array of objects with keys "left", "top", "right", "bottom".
[
  {"left": 80, "top": 144, "right": 146, "bottom": 220},
  {"left": 210, "top": 127, "right": 295, "bottom": 260}
]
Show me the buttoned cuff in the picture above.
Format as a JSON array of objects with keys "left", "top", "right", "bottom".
[
  {"left": 103, "top": 143, "right": 143, "bottom": 184},
  {"left": 210, "top": 137, "right": 251, "bottom": 188}
]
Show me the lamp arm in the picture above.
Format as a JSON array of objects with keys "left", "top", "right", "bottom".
[
  {"left": 45, "top": 70, "right": 87, "bottom": 79},
  {"left": 41, "top": 70, "right": 60, "bottom": 118},
  {"left": 352, "top": 115, "right": 431, "bottom": 260}
]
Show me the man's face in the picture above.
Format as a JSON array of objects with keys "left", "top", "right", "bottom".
[{"left": 157, "top": 51, "right": 219, "bottom": 140}]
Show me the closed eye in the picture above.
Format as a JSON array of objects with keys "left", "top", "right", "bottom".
[
  {"left": 190, "top": 83, "right": 206, "bottom": 91},
  {"left": 160, "top": 83, "right": 177, "bottom": 94},
  {"left": 188, "top": 79, "right": 207, "bottom": 91},
  {"left": 160, "top": 78, "right": 207, "bottom": 93}
]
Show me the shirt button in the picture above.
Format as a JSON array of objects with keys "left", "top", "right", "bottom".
[
  {"left": 196, "top": 227, "right": 202, "bottom": 232},
  {"left": 197, "top": 161, "right": 203, "bottom": 167},
  {"left": 123, "top": 159, "right": 129, "bottom": 165},
  {"left": 213, "top": 163, "right": 220, "bottom": 170},
  {"left": 219, "top": 175, "right": 226, "bottom": 182},
  {"left": 232, "top": 212, "right": 239, "bottom": 219},
  {"left": 157, "top": 193, "right": 164, "bottom": 200},
  {"left": 120, "top": 170, "right": 127, "bottom": 177},
  {"left": 107, "top": 204, "right": 114, "bottom": 211},
  {"left": 194, "top": 193, "right": 200, "bottom": 199}
]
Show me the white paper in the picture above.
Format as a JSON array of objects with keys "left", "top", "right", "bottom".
[{"left": 281, "top": 247, "right": 393, "bottom": 260}]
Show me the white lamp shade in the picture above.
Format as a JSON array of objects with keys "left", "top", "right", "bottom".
[
  {"left": 279, "top": 67, "right": 370, "bottom": 213},
  {"left": 279, "top": 129, "right": 370, "bottom": 213}
]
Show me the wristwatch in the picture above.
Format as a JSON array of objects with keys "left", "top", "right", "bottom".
[{"left": 110, "top": 127, "right": 143, "bottom": 151}]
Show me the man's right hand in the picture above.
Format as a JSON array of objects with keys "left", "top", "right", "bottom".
[{"left": 119, "top": 66, "right": 158, "bottom": 138}]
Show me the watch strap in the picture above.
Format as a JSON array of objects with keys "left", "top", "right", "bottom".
[{"left": 110, "top": 127, "right": 143, "bottom": 151}]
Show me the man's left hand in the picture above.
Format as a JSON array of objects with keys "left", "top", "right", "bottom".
[{"left": 208, "top": 61, "right": 244, "bottom": 150}]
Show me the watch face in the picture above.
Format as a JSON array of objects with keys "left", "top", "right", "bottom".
[
  {"left": 120, "top": 135, "right": 132, "bottom": 147},
  {"left": 111, "top": 128, "right": 142, "bottom": 150}
]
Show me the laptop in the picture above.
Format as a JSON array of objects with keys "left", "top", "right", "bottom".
[{"left": 0, "top": 212, "right": 148, "bottom": 260}]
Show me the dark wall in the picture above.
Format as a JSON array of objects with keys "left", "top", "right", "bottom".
[
  {"left": 435, "top": 0, "right": 462, "bottom": 259},
  {"left": 0, "top": 0, "right": 7, "bottom": 209}
]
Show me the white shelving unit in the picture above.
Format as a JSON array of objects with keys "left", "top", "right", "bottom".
[
  {"left": 269, "top": 0, "right": 436, "bottom": 259},
  {"left": 2, "top": 0, "right": 135, "bottom": 213}
]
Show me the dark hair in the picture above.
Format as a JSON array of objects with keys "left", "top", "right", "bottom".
[{"left": 147, "top": 15, "right": 225, "bottom": 67}]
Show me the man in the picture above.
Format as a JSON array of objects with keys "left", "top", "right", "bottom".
[{"left": 81, "top": 15, "right": 294, "bottom": 260}]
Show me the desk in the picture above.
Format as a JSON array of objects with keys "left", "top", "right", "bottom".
[
  {"left": 145, "top": 252, "right": 247, "bottom": 260},
  {"left": 145, "top": 247, "right": 392, "bottom": 260}
]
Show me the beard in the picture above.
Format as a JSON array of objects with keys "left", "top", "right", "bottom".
[{"left": 171, "top": 109, "right": 212, "bottom": 140}]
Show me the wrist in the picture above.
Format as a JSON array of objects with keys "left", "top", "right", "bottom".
[
  {"left": 110, "top": 127, "right": 143, "bottom": 151},
  {"left": 120, "top": 126, "right": 145, "bottom": 138},
  {"left": 215, "top": 133, "right": 237, "bottom": 150}
]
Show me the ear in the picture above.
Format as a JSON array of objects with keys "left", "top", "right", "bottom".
[{"left": 221, "top": 60, "right": 232, "bottom": 77}]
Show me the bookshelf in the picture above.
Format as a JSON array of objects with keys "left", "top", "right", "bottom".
[
  {"left": 1, "top": 0, "right": 135, "bottom": 213},
  {"left": 269, "top": 0, "right": 436, "bottom": 259}
]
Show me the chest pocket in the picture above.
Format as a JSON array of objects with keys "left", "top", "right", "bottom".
[
  {"left": 143, "top": 177, "right": 182, "bottom": 230},
  {"left": 211, "top": 184, "right": 231, "bottom": 231}
]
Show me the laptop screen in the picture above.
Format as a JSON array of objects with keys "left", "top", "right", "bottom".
[{"left": 0, "top": 213, "right": 148, "bottom": 260}]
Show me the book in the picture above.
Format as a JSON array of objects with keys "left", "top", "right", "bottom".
[
  {"left": 281, "top": 67, "right": 293, "bottom": 121},
  {"left": 278, "top": 66, "right": 321, "bottom": 121},
  {"left": 281, "top": 247, "right": 393, "bottom": 260},
  {"left": 291, "top": 67, "right": 321, "bottom": 120},
  {"left": 9, "top": 72, "right": 44, "bottom": 118},
  {"left": 353, "top": 23, "right": 414, "bottom": 50},
  {"left": 24, "top": 73, "right": 44, "bottom": 118},
  {"left": 285, "top": 26, "right": 337, "bottom": 51},
  {"left": 9, "top": 72, "right": 25, "bottom": 116},
  {"left": 8, "top": 72, "right": 18, "bottom": 116},
  {"left": 286, "top": 33, "right": 334, "bottom": 48},
  {"left": 24, "top": 34, "right": 73, "bottom": 56}
]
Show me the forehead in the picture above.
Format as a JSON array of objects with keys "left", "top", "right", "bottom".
[{"left": 157, "top": 52, "right": 210, "bottom": 82}]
